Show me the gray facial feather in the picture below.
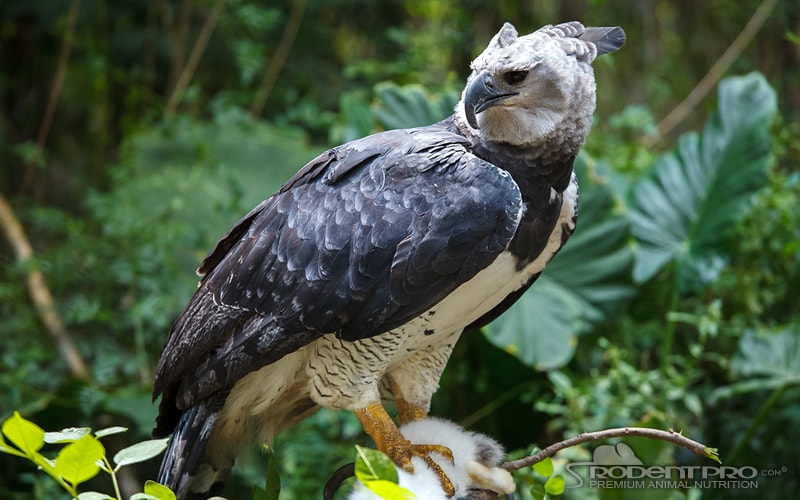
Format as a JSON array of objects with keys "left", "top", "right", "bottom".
[{"left": 455, "top": 21, "right": 625, "bottom": 159}]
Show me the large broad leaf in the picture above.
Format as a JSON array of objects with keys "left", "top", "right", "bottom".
[
  {"left": 710, "top": 328, "right": 800, "bottom": 403},
  {"left": 484, "top": 156, "right": 635, "bottom": 370},
  {"left": 630, "top": 72, "right": 776, "bottom": 289},
  {"left": 334, "top": 82, "right": 459, "bottom": 143},
  {"left": 373, "top": 82, "right": 460, "bottom": 130}
]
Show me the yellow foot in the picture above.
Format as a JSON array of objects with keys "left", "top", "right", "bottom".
[{"left": 354, "top": 404, "right": 456, "bottom": 497}]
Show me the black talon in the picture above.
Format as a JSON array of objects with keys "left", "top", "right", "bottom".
[{"left": 323, "top": 462, "right": 355, "bottom": 500}]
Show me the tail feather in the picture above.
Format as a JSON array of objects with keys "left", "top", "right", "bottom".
[{"left": 158, "top": 394, "right": 226, "bottom": 499}]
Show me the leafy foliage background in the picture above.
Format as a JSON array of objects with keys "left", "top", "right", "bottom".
[{"left": 1, "top": 1, "right": 798, "bottom": 499}]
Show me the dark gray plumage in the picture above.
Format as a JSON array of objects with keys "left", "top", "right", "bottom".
[{"left": 153, "top": 21, "right": 625, "bottom": 498}]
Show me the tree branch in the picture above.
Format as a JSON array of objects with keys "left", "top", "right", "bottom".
[
  {"left": 0, "top": 193, "right": 89, "bottom": 380},
  {"left": 250, "top": 0, "right": 308, "bottom": 117},
  {"left": 501, "top": 426, "right": 720, "bottom": 471},
  {"left": 164, "top": 0, "right": 226, "bottom": 117},
  {"left": 649, "top": 0, "right": 778, "bottom": 143}
]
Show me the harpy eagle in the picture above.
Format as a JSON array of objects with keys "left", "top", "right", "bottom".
[{"left": 153, "top": 21, "right": 625, "bottom": 498}]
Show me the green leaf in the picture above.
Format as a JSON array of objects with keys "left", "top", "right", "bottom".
[
  {"left": 335, "top": 90, "right": 375, "bottom": 143},
  {"left": 253, "top": 446, "right": 280, "bottom": 500},
  {"left": 252, "top": 485, "right": 270, "bottom": 500},
  {"left": 353, "top": 446, "right": 414, "bottom": 499},
  {"left": 112, "top": 438, "right": 170, "bottom": 468},
  {"left": 373, "top": 82, "right": 459, "bottom": 130},
  {"left": 76, "top": 492, "right": 114, "bottom": 500},
  {"left": 142, "top": 480, "right": 177, "bottom": 500},
  {"left": 354, "top": 445, "right": 399, "bottom": 484},
  {"left": 485, "top": 156, "right": 634, "bottom": 369},
  {"left": 532, "top": 457, "right": 554, "bottom": 477},
  {"left": 94, "top": 426, "right": 129, "bottom": 438},
  {"left": 263, "top": 447, "right": 281, "bottom": 500},
  {"left": 710, "top": 328, "right": 800, "bottom": 402},
  {"left": 54, "top": 434, "right": 105, "bottom": 486},
  {"left": 529, "top": 482, "right": 546, "bottom": 500},
  {"left": 485, "top": 277, "right": 582, "bottom": 369},
  {"left": 709, "top": 376, "right": 791, "bottom": 402},
  {"left": 732, "top": 329, "right": 800, "bottom": 378},
  {"left": 704, "top": 447, "right": 721, "bottom": 464},
  {"left": 630, "top": 72, "right": 776, "bottom": 290},
  {"left": 544, "top": 474, "right": 565, "bottom": 495},
  {"left": 0, "top": 415, "right": 61, "bottom": 487},
  {"left": 45, "top": 427, "right": 92, "bottom": 443},
  {"left": 0, "top": 431, "right": 27, "bottom": 458},
  {"left": 364, "top": 479, "right": 415, "bottom": 500},
  {"left": 2, "top": 412, "right": 45, "bottom": 456}
]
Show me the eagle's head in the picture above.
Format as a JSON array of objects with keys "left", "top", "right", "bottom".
[{"left": 456, "top": 22, "right": 625, "bottom": 156}]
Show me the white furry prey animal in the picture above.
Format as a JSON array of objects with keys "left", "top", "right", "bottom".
[{"left": 343, "top": 418, "right": 514, "bottom": 500}]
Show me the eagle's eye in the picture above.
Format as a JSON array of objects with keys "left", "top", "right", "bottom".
[{"left": 504, "top": 70, "right": 528, "bottom": 85}]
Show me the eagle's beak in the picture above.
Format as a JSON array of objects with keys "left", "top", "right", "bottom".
[{"left": 463, "top": 70, "right": 518, "bottom": 129}]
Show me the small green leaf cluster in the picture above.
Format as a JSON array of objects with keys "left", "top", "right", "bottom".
[
  {"left": 528, "top": 457, "right": 565, "bottom": 500},
  {"left": 0, "top": 412, "right": 173, "bottom": 500}
]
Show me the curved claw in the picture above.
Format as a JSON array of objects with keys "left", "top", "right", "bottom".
[
  {"left": 392, "top": 443, "right": 456, "bottom": 497},
  {"left": 415, "top": 445, "right": 456, "bottom": 497},
  {"left": 323, "top": 462, "right": 355, "bottom": 500},
  {"left": 411, "top": 443, "right": 455, "bottom": 466}
]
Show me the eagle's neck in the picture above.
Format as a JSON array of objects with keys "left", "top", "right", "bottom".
[
  {"left": 473, "top": 142, "right": 575, "bottom": 193},
  {"left": 444, "top": 115, "right": 576, "bottom": 193},
  {"left": 442, "top": 115, "right": 577, "bottom": 268}
]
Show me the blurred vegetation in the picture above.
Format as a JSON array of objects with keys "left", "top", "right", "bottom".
[{"left": 1, "top": 0, "right": 798, "bottom": 499}]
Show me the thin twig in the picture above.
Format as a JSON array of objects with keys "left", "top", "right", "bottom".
[
  {"left": 0, "top": 193, "right": 89, "bottom": 380},
  {"left": 19, "top": 0, "right": 81, "bottom": 193},
  {"left": 501, "top": 427, "right": 719, "bottom": 471},
  {"left": 250, "top": 0, "right": 308, "bottom": 117},
  {"left": 164, "top": 0, "right": 226, "bottom": 117},
  {"left": 648, "top": 0, "right": 778, "bottom": 143}
]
